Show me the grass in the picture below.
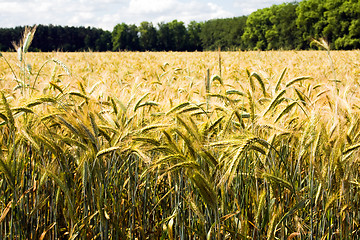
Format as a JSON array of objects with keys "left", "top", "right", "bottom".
[{"left": 0, "top": 30, "right": 360, "bottom": 239}]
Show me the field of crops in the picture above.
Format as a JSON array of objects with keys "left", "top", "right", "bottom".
[{"left": 1, "top": 40, "right": 360, "bottom": 239}]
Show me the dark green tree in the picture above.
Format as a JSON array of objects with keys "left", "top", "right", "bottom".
[
  {"left": 227, "top": 17, "right": 248, "bottom": 50},
  {"left": 242, "top": 3, "right": 300, "bottom": 50},
  {"left": 168, "top": 20, "right": 188, "bottom": 51},
  {"left": 112, "top": 23, "right": 128, "bottom": 51},
  {"left": 95, "top": 30, "right": 112, "bottom": 51},
  {"left": 297, "top": 0, "right": 360, "bottom": 49},
  {"left": 200, "top": 19, "right": 223, "bottom": 50},
  {"left": 324, "top": 0, "right": 360, "bottom": 49},
  {"left": 187, "top": 21, "right": 203, "bottom": 51},
  {"left": 112, "top": 23, "right": 140, "bottom": 51},
  {"left": 127, "top": 24, "right": 140, "bottom": 51},
  {"left": 157, "top": 22, "right": 171, "bottom": 51},
  {"left": 0, "top": 25, "right": 112, "bottom": 52},
  {"left": 157, "top": 20, "right": 188, "bottom": 51},
  {"left": 200, "top": 17, "right": 247, "bottom": 50},
  {"left": 138, "top": 21, "right": 158, "bottom": 51},
  {"left": 296, "top": 0, "right": 331, "bottom": 48},
  {"left": 267, "top": 3, "right": 302, "bottom": 49},
  {"left": 242, "top": 8, "right": 272, "bottom": 50}
]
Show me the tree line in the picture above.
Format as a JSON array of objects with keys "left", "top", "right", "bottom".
[
  {"left": 0, "top": 25, "right": 112, "bottom": 52},
  {"left": 0, "top": 0, "right": 359, "bottom": 52}
]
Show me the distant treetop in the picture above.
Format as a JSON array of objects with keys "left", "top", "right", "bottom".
[{"left": 0, "top": 0, "right": 359, "bottom": 51}]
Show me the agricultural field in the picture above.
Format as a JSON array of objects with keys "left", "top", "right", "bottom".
[{"left": 1, "top": 45, "right": 360, "bottom": 239}]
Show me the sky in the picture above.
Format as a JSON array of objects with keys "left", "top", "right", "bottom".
[{"left": 0, "top": 0, "right": 289, "bottom": 31}]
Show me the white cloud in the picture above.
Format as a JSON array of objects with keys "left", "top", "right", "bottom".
[
  {"left": 0, "top": 2, "right": 26, "bottom": 13},
  {"left": 206, "top": 3, "right": 233, "bottom": 19},
  {"left": 233, "top": 0, "right": 289, "bottom": 15},
  {"left": 128, "top": 0, "right": 176, "bottom": 14},
  {"left": 125, "top": 0, "right": 233, "bottom": 25}
]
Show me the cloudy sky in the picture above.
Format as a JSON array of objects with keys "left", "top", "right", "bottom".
[{"left": 1, "top": 0, "right": 288, "bottom": 31}]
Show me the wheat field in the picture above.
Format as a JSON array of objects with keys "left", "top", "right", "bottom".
[{"left": 1, "top": 35, "right": 360, "bottom": 239}]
